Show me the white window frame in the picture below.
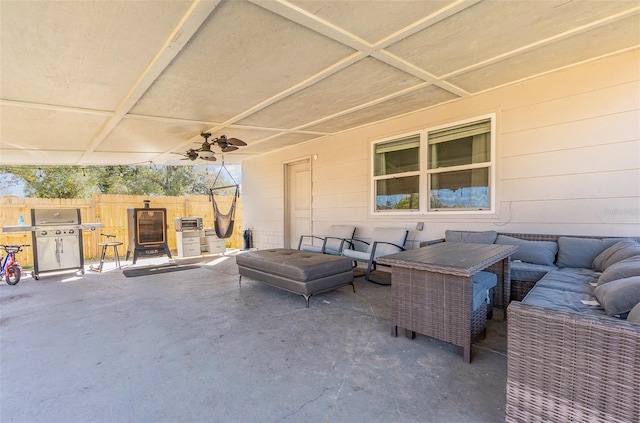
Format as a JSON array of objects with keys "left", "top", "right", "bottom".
[
  {"left": 370, "top": 131, "right": 422, "bottom": 214},
  {"left": 370, "top": 113, "right": 496, "bottom": 216}
]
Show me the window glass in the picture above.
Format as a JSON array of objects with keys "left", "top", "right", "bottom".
[
  {"left": 374, "top": 136, "right": 419, "bottom": 176},
  {"left": 429, "top": 133, "right": 489, "bottom": 168},
  {"left": 376, "top": 176, "right": 419, "bottom": 211},
  {"left": 370, "top": 115, "right": 494, "bottom": 214},
  {"left": 429, "top": 168, "right": 489, "bottom": 209}
]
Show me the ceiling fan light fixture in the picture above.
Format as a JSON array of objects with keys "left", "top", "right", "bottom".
[{"left": 180, "top": 132, "right": 246, "bottom": 162}]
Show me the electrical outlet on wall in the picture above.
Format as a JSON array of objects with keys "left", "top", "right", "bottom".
[{"left": 416, "top": 222, "right": 424, "bottom": 231}]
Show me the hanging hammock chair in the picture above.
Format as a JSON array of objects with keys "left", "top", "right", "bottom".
[{"left": 208, "top": 163, "right": 240, "bottom": 239}]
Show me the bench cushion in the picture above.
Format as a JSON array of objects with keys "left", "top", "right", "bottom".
[
  {"left": 510, "top": 262, "right": 557, "bottom": 282},
  {"left": 522, "top": 270, "right": 605, "bottom": 316}
]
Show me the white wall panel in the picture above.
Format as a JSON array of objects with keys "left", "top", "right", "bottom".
[
  {"left": 313, "top": 176, "right": 368, "bottom": 195},
  {"left": 243, "top": 50, "right": 640, "bottom": 245},
  {"left": 501, "top": 81, "right": 639, "bottom": 134},
  {"left": 313, "top": 191, "right": 369, "bottom": 209},
  {"left": 507, "top": 198, "right": 640, "bottom": 227},
  {"left": 501, "top": 111, "right": 640, "bottom": 157},
  {"left": 501, "top": 169, "right": 640, "bottom": 201},
  {"left": 502, "top": 141, "right": 639, "bottom": 179}
]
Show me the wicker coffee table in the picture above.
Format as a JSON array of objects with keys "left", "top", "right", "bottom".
[{"left": 378, "top": 242, "right": 517, "bottom": 362}]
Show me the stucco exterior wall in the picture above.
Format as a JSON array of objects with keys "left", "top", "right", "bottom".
[{"left": 242, "top": 50, "right": 640, "bottom": 249}]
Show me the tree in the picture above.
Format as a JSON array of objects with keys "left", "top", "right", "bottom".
[
  {"left": 0, "top": 165, "right": 98, "bottom": 198},
  {"left": 0, "top": 164, "right": 241, "bottom": 198}
]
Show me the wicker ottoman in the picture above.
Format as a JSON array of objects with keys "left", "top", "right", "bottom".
[{"left": 235, "top": 249, "right": 355, "bottom": 307}]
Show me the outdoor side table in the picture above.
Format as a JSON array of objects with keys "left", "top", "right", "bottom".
[
  {"left": 93, "top": 241, "right": 123, "bottom": 272},
  {"left": 378, "top": 242, "right": 517, "bottom": 363}
]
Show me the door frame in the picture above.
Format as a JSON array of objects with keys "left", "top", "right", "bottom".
[{"left": 283, "top": 156, "right": 313, "bottom": 249}]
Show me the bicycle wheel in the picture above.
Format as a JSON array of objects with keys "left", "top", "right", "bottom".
[{"left": 6, "top": 266, "right": 21, "bottom": 285}]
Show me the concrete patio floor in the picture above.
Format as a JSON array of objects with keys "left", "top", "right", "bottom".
[{"left": 1, "top": 252, "right": 508, "bottom": 423}]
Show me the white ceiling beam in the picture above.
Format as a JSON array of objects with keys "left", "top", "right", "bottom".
[
  {"left": 374, "top": 0, "right": 482, "bottom": 50},
  {"left": 372, "top": 51, "right": 470, "bottom": 97},
  {"left": 78, "top": 0, "right": 222, "bottom": 164},
  {"left": 160, "top": 50, "right": 366, "bottom": 162},
  {"left": 249, "top": 0, "right": 374, "bottom": 53},
  {"left": 0, "top": 99, "right": 112, "bottom": 117},
  {"left": 250, "top": 0, "right": 476, "bottom": 101},
  {"left": 440, "top": 6, "right": 640, "bottom": 80}
]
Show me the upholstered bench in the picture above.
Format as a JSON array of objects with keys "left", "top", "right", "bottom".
[{"left": 235, "top": 249, "right": 355, "bottom": 307}]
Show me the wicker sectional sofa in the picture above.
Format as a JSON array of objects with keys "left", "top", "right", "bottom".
[{"left": 424, "top": 231, "right": 640, "bottom": 422}]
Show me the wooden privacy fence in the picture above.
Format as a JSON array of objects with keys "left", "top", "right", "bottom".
[{"left": 0, "top": 194, "right": 243, "bottom": 267}]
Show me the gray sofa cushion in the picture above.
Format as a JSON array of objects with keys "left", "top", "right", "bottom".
[
  {"left": 510, "top": 262, "right": 557, "bottom": 282},
  {"left": 594, "top": 276, "right": 640, "bottom": 317},
  {"left": 522, "top": 285, "right": 604, "bottom": 316},
  {"left": 496, "top": 235, "right": 557, "bottom": 266},
  {"left": 627, "top": 302, "right": 640, "bottom": 323},
  {"left": 592, "top": 239, "right": 640, "bottom": 271},
  {"left": 597, "top": 255, "right": 640, "bottom": 286},
  {"left": 535, "top": 269, "right": 597, "bottom": 294},
  {"left": 556, "top": 237, "right": 620, "bottom": 269},
  {"left": 445, "top": 230, "right": 497, "bottom": 244}
]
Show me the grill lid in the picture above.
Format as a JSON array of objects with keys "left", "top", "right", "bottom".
[{"left": 32, "top": 208, "right": 81, "bottom": 226}]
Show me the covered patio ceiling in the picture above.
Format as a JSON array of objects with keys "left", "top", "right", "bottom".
[{"left": 1, "top": 0, "right": 638, "bottom": 166}]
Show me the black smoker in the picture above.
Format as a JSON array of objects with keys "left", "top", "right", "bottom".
[{"left": 126, "top": 200, "right": 171, "bottom": 264}]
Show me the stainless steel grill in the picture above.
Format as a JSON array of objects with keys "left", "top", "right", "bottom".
[{"left": 30, "top": 208, "right": 103, "bottom": 280}]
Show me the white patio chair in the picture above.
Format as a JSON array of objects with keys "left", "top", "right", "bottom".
[
  {"left": 298, "top": 225, "right": 356, "bottom": 256},
  {"left": 342, "top": 227, "right": 408, "bottom": 285}
]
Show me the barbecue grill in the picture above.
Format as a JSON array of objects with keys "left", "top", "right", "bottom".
[
  {"left": 0, "top": 209, "right": 103, "bottom": 280},
  {"left": 29, "top": 209, "right": 95, "bottom": 279}
]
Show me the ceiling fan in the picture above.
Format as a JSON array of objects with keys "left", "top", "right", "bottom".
[{"left": 173, "top": 133, "right": 247, "bottom": 162}]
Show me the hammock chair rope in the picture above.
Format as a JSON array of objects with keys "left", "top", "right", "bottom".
[{"left": 209, "top": 163, "right": 239, "bottom": 239}]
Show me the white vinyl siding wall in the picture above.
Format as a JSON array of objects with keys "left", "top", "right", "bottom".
[{"left": 242, "top": 50, "right": 640, "bottom": 249}]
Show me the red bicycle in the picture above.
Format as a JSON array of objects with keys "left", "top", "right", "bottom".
[{"left": 1, "top": 244, "right": 29, "bottom": 285}]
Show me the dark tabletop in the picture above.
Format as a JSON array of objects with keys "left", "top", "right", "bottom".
[{"left": 377, "top": 242, "right": 518, "bottom": 277}]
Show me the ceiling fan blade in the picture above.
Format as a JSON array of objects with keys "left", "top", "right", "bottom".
[
  {"left": 202, "top": 155, "right": 217, "bottom": 162},
  {"left": 222, "top": 146, "right": 239, "bottom": 152},
  {"left": 226, "top": 137, "right": 246, "bottom": 146}
]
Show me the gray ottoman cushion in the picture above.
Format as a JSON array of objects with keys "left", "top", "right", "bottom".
[
  {"left": 236, "top": 249, "right": 355, "bottom": 306},
  {"left": 236, "top": 249, "right": 352, "bottom": 281}
]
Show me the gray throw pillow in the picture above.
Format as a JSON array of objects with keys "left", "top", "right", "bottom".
[
  {"left": 592, "top": 239, "right": 640, "bottom": 272},
  {"left": 627, "top": 302, "right": 640, "bottom": 323},
  {"left": 597, "top": 255, "right": 640, "bottom": 286},
  {"left": 495, "top": 235, "right": 557, "bottom": 266},
  {"left": 594, "top": 276, "right": 640, "bottom": 317},
  {"left": 556, "top": 237, "right": 620, "bottom": 269},
  {"left": 445, "top": 230, "right": 498, "bottom": 244}
]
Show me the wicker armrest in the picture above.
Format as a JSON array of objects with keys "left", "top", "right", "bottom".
[{"left": 506, "top": 301, "right": 640, "bottom": 423}]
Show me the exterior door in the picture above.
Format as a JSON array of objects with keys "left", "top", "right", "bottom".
[{"left": 284, "top": 159, "right": 311, "bottom": 249}]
